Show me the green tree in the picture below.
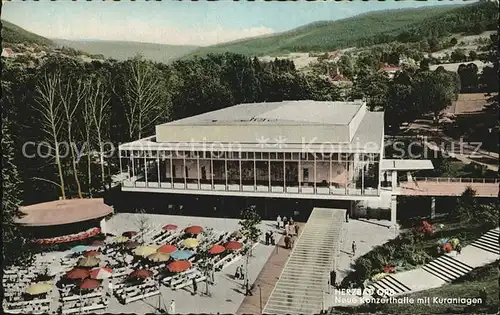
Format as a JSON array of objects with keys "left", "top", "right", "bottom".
[
  {"left": 469, "top": 51, "right": 478, "bottom": 60},
  {"left": 2, "top": 114, "right": 34, "bottom": 267},
  {"left": 451, "top": 49, "right": 467, "bottom": 63},
  {"left": 413, "top": 69, "right": 460, "bottom": 122},
  {"left": 238, "top": 205, "right": 262, "bottom": 257}
]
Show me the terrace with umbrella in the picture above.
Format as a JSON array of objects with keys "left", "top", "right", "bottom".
[{"left": 4, "top": 220, "right": 257, "bottom": 313}]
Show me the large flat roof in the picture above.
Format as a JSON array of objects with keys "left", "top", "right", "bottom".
[
  {"left": 164, "top": 100, "right": 364, "bottom": 126},
  {"left": 120, "top": 111, "right": 384, "bottom": 153},
  {"left": 154, "top": 100, "right": 378, "bottom": 145}
]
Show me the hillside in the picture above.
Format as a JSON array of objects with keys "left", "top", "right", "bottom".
[
  {"left": 52, "top": 39, "right": 198, "bottom": 64},
  {"left": 1, "top": 20, "right": 53, "bottom": 46},
  {"left": 186, "top": 1, "right": 497, "bottom": 58}
]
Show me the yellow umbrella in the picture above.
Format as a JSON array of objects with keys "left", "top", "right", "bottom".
[
  {"left": 147, "top": 252, "right": 171, "bottom": 262},
  {"left": 133, "top": 245, "right": 157, "bottom": 257},
  {"left": 183, "top": 238, "right": 199, "bottom": 248},
  {"left": 77, "top": 256, "right": 101, "bottom": 268},
  {"left": 114, "top": 236, "right": 129, "bottom": 243},
  {"left": 26, "top": 282, "right": 52, "bottom": 295}
]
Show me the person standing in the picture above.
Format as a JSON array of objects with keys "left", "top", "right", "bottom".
[
  {"left": 283, "top": 216, "right": 287, "bottom": 227},
  {"left": 295, "top": 224, "right": 299, "bottom": 235},
  {"left": 239, "top": 265, "right": 245, "bottom": 280},
  {"left": 265, "top": 231, "right": 270, "bottom": 245},
  {"left": 345, "top": 211, "right": 349, "bottom": 223},
  {"left": 352, "top": 241, "right": 357, "bottom": 257},
  {"left": 456, "top": 243, "right": 462, "bottom": 255},
  {"left": 276, "top": 215, "right": 282, "bottom": 229},
  {"left": 192, "top": 278, "right": 198, "bottom": 295},
  {"left": 168, "top": 300, "right": 176, "bottom": 314},
  {"left": 330, "top": 270, "right": 336, "bottom": 287}
]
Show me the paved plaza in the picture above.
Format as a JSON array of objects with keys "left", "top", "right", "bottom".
[
  {"left": 327, "top": 219, "right": 399, "bottom": 308},
  {"left": 12, "top": 213, "right": 283, "bottom": 314}
]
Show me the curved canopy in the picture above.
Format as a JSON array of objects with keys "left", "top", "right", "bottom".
[{"left": 15, "top": 198, "right": 113, "bottom": 227}]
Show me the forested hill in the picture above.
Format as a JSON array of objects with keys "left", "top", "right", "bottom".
[
  {"left": 1, "top": 20, "right": 54, "bottom": 46},
  {"left": 186, "top": 1, "right": 498, "bottom": 57}
]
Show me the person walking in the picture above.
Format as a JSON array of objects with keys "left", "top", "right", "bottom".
[
  {"left": 294, "top": 224, "right": 299, "bottom": 235},
  {"left": 345, "top": 211, "right": 349, "bottom": 223},
  {"left": 352, "top": 241, "right": 357, "bottom": 257},
  {"left": 456, "top": 243, "right": 462, "bottom": 255},
  {"left": 192, "top": 278, "right": 198, "bottom": 295},
  {"left": 245, "top": 279, "right": 253, "bottom": 296},
  {"left": 290, "top": 236, "right": 295, "bottom": 249},
  {"left": 265, "top": 231, "right": 270, "bottom": 245},
  {"left": 167, "top": 300, "right": 176, "bottom": 314},
  {"left": 276, "top": 215, "right": 282, "bottom": 229},
  {"left": 283, "top": 216, "right": 287, "bottom": 227},
  {"left": 235, "top": 265, "right": 241, "bottom": 279}
]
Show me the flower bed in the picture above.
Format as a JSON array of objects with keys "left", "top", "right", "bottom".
[{"left": 33, "top": 227, "right": 101, "bottom": 245}]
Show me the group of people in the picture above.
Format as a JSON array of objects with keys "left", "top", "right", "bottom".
[{"left": 276, "top": 215, "right": 299, "bottom": 250}]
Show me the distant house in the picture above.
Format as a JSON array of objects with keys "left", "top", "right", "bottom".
[
  {"left": 2, "top": 48, "right": 15, "bottom": 58},
  {"left": 330, "top": 73, "right": 352, "bottom": 87},
  {"left": 378, "top": 65, "right": 402, "bottom": 78},
  {"left": 326, "top": 51, "right": 342, "bottom": 63}
]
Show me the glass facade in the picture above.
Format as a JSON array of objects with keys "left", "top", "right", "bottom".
[{"left": 120, "top": 150, "right": 380, "bottom": 196}]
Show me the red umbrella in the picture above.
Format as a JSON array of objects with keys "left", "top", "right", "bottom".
[
  {"left": 158, "top": 244, "right": 177, "bottom": 254},
  {"left": 129, "top": 269, "right": 153, "bottom": 279},
  {"left": 163, "top": 224, "right": 178, "bottom": 231},
  {"left": 80, "top": 278, "right": 101, "bottom": 290},
  {"left": 225, "top": 241, "right": 242, "bottom": 251},
  {"left": 167, "top": 260, "right": 191, "bottom": 273},
  {"left": 66, "top": 268, "right": 90, "bottom": 280},
  {"left": 184, "top": 226, "right": 203, "bottom": 234},
  {"left": 122, "top": 231, "right": 137, "bottom": 238},
  {"left": 90, "top": 267, "right": 113, "bottom": 279},
  {"left": 208, "top": 244, "right": 225, "bottom": 255},
  {"left": 83, "top": 250, "right": 100, "bottom": 257},
  {"left": 125, "top": 241, "right": 140, "bottom": 249}
]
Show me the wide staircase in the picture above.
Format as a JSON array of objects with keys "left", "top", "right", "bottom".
[
  {"left": 263, "top": 208, "right": 344, "bottom": 315},
  {"left": 469, "top": 229, "right": 499, "bottom": 255},
  {"left": 421, "top": 255, "right": 473, "bottom": 282},
  {"left": 365, "top": 227, "right": 499, "bottom": 299},
  {"left": 366, "top": 275, "right": 411, "bottom": 298}
]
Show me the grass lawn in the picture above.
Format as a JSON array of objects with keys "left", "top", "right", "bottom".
[{"left": 333, "top": 262, "right": 499, "bottom": 314}]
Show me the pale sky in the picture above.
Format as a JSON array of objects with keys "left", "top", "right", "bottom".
[{"left": 2, "top": 0, "right": 471, "bottom": 46}]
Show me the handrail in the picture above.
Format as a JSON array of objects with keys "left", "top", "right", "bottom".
[{"left": 412, "top": 177, "right": 499, "bottom": 184}]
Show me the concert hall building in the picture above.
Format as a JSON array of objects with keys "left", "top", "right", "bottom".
[{"left": 118, "top": 100, "right": 389, "bottom": 198}]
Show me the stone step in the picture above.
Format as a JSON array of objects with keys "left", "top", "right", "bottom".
[
  {"left": 470, "top": 241, "right": 500, "bottom": 255},
  {"left": 440, "top": 255, "right": 474, "bottom": 273},
  {"left": 478, "top": 234, "right": 499, "bottom": 247},
  {"left": 424, "top": 258, "right": 469, "bottom": 279},
  {"left": 421, "top": 263, "right": 456, "bottom": 282},
  {"left": 381, "top": 275, "right": 411, "bottom": 294}
]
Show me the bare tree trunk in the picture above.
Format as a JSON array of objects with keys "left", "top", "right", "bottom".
[
  {"left": 34, "top": 72, "right": 66, "bottom": 199},
  {"left": 60, "top": 80, "right": 86, "bottom": 198}
]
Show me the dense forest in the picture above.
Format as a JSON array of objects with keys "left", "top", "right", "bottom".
[{"left": 187, "top": 1, "right": 497, "bottom": 57}]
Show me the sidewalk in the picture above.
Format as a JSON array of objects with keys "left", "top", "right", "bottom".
[{"left": 236, "top": 223, "right": 304, "bottom": 315}]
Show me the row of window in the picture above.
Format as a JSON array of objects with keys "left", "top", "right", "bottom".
[{"left": 121, "top": 150, "right": 379, "bottom": 161}]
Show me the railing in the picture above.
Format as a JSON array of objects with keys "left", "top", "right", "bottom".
[
  {"left": 122, "top": 179, "right": 381, "bottom": 196},
  {"left": 413, "top": 177, "right": 499, "bottom": 184}
]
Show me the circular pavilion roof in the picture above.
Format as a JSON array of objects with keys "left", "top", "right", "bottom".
[{"left": 15, "top": 198, "right": 113, "bottom": 227}]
